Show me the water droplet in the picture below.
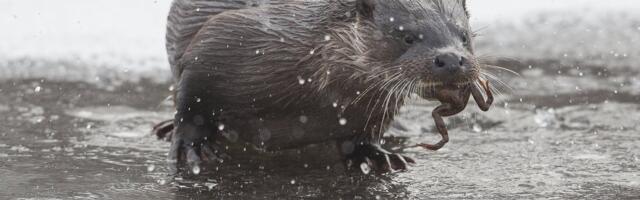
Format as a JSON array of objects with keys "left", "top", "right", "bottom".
[
  {"left": 196, "top": 98, "right": 201, "bottom": 103},
  {"left": 324, "top": 35, "right": 331, "bottom": 41},
  {"left": 339, "top": 118, "right": 347, "bottom": 125},
  {"left": 389, "top": 17, "right": 394, "bottom": 22},
  {"left": 86, "top": 124, "right": 93, "bottom": 129},
  {"left": 303, "top": 163, "right": 309, "bottom": 168},
  {"left": 299, "top": 115, "right": 308, "bottom": 124},
  {"left": 332, "top": 102, "right": 338, "bottom": 108},
  {"left": 418, "top": 34, "right": 424, "bottom": 39},
  {"left": 309, "top": 49, "right": 315, "bottom": 54},
  {"left": 157, "top": 179, "right": 167, "bottom": 185},
  {"left": 196, "top": 7, "right": 201, "bottom": 12},
  {"left": 192, "top": 165, "right": 201, "bottom": 175},
  {"left": 205, "top": 182, "right": 217, "bottom": 190},
  {"left": 147, "top": 165, "right": 156, "bottom": 172},
  {"left": 258, "top": 128, "right": 272, "bottom": 141},
  {"left": 255, "top": 50, "right": 260, "bottom": 54},
  {"left": 472, "top": 124, "right": 482, "bottom": 133},
  {"left": 218, "top": 124, "right": 225, "bottom": 131},
  {"left": 290, "top": 179, "right": 296, "bottom": 184},
  {"left": 360, "top": 163, "right": 371, "bottom": 174},
  {"left": 534, "top": 108, "right": 557, "bottom": 128},
  {"left": 34, "top": 86, "right": 42, "bottom": 93},
  {"left": 398, "top": 26, "right": 404, "bottom": 31},
  {"left": 298, "top": 76, "right": 306, "bottom": 85}
]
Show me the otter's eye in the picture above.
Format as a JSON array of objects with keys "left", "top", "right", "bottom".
[
  {"left": 404, "top": 35, "right": 415, "bottom": 45},
  {"left": 462, "top": 33, "right": 470, "bottom": 45}
]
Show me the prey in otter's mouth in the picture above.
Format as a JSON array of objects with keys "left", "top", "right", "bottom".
[{"left": 416, "top": 79, "right": 494, "bottom": 150}]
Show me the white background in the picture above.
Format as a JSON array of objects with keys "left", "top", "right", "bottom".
[{"left": 1, "top": 0, "right": 638, "bottom": 76}]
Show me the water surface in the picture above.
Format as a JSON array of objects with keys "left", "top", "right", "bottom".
[{"left": 1, "top": 0, "right": 640, "bottom": 199}]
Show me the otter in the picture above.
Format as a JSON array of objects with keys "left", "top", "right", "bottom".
[{"left": 152, "top": 0, "right": 494, "bottom": 174}]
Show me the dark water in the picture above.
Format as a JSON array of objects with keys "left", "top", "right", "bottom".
[{"left": 1, "top": 57, "right": 639, "bottom": 199}]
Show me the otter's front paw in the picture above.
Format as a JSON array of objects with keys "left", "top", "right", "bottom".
[
  {"left": 344, "top": 144, "right": 415, "bottom": 174},
  {"left": 167, "top": 126, "right": 228, "bottom": 174}
]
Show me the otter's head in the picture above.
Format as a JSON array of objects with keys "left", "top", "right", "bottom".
[{"left": 355, "top": 0, "right": 477, "bottom": 89}]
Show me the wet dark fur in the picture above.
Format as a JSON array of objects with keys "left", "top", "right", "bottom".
[{"left": 163, "top": 0, "right": 477, "bottom": 170}]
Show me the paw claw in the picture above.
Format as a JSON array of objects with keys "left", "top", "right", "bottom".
[
  {"left": 167, "top": 136, "right": 226, "bottom": 174},
  {"left": 403, "top": 155, "right": 416, "bottom": 164},
  {"left": 186, "top": 147, "right": 201, "bottom": 164},
  {"left": 389, "top": 154, "right": 410, "bottom": 171},
  {"left": 152, "top": 119, "right": 175, "bottom": 141}
]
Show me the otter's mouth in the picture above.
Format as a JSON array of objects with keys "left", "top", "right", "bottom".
[
  {"left": 416, "top": 79, "right": 476, "bottom": 100},
  {"left": 417, "top": 80, "right": 473, "bottom": 88}
]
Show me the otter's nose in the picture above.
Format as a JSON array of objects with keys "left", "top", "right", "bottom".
[{"left": 433, "top": 52, "right": 467, "bottom": 74}]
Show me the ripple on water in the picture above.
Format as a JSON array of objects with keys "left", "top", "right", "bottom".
[
  {"left": 572, "top": 154, "right": 609, "bottom": 160},
  {"left": 0, "top": 104, "right": 9, "bottom": 112},
  {"left": 65, "top": 105, "right": 171, "bottom": 152},
  {"left": 108, "top": 131, "right": 148, "bottom": 139},
  {"left": 66, "top": 106, "right": 164, "bottom": 122}
]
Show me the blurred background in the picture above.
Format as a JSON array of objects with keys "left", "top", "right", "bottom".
[{"left": 1, "top": 0, "right": 639, "bottom": 199}]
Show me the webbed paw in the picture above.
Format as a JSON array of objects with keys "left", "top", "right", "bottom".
[{"left": 166, "top": 125, "right": 229, "bottom": 175}]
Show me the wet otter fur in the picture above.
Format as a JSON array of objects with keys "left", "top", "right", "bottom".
[{"left": 153, "top": 0, "right": 494, "bottom": 174}]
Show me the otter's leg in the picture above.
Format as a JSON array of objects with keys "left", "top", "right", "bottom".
[
  {"left": 168, "top": 71, "right": 227, "bottom": 174},
  {"left": 342, "top": 141, "right": 416, "bottom": 174},
  {"left": 472, "top": 80, "right": 493, "bottom": 111}
]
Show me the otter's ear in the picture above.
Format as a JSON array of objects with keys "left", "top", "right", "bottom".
[{"left": 356, "top": 0, "right": 376, "bottom": 19}]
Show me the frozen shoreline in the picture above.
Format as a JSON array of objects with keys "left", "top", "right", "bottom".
[{"left": 1, "top": 0, "right": 639, "bottom": 82}]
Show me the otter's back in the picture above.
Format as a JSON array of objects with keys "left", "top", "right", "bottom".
[{"left": 166, "top": 0, "right": 262, "bottom": 80}]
